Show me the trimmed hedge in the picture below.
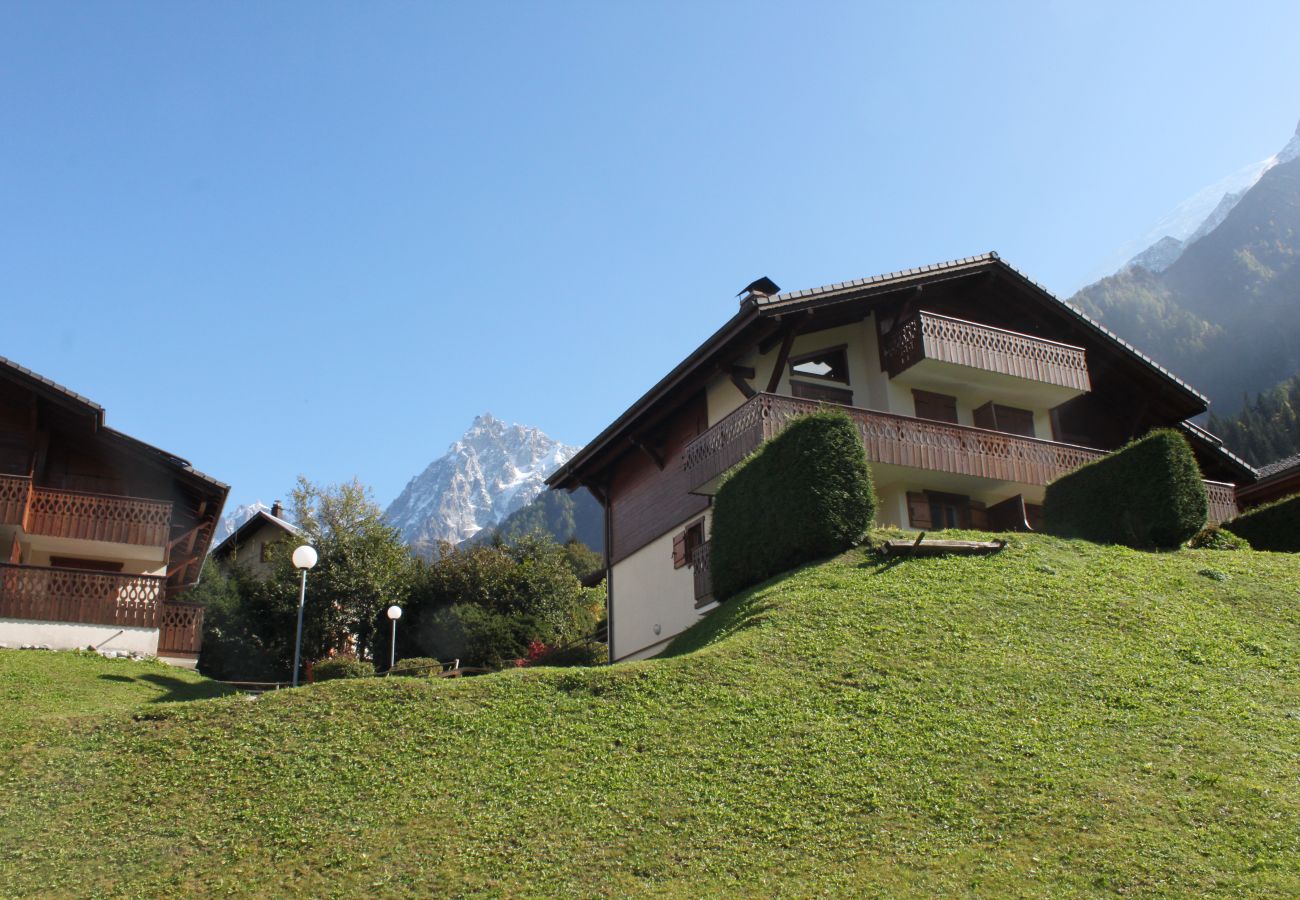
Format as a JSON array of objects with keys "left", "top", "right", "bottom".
[
  {"left": 1042, "top": 429, "right": 1208, "bottom": 549},
  {"left": 1187, "top": 525, "right": 1249, "bottom": 551},
  {"left": 711, "top": 410, "right": 875, "bottom": 600},
  {"left": 388, "top": 657, "right": 443, "bottom": 677},
  {"left": 312, "top": 656, "right": 375, "bottom": 682},
  {"left": 1225, "top": 492, "right": 1300, "bottom": 552}
]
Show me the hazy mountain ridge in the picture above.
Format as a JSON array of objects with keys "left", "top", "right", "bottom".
[
  {"left": 1072, "top": 122, "right": 1300, "bottom": 417},
  {"left": 383, "top": 414, "right": 579, "bottom": 555}
]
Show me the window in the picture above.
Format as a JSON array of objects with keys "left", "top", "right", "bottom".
[
  {"left": 906, "top": 491, "right": 972, "bottom": 529},
  {"left": 789, "top": 345, "right": 850, "bottom": 383},
  {"left": 791, "top": 380, "right": 853, "bottom": 405},
  {"left": 260, "top": 542, "right": 275, "bottom": 563},
  {"left": 973, "top": 402, "right": 1036, "bottom": 437},
  {"left": 912, "top": 389, "right": 958, "bottom": 424},
  {"left": 672, "top": 519, "right": 706, "bottom": 569}
]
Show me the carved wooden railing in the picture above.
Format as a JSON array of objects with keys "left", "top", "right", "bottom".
[
  {"left": 882, "top": 311, "right": 1091, "bottom": 392},
  {"left": 691, "top": 541, "right": 712, "bottom": 606},
  {"left": 24, "top": 486, "right": 172, "bottom": 548},
  {"left": 157, "top": 601, "right": 205, "bottom": 657},
  {"left": 1204, "top": 480, "right": 1239, "bottom": 526},
  {"left": 0, "top": 474, "right": 30, "bottom": 526},
  {"left": 683, "top": 393, "right": 1107, "bottom": 493},
  {"left": 0, "top": 563, "right": 165, "bottom": 629}
]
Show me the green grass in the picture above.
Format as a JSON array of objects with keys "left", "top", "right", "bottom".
[{"left": 1, "top": 533, "right": 1298, "bottom": 896}]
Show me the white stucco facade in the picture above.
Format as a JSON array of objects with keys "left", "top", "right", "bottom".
[{"left": 0, "top": 618, "right": 159, "bottom": 655}]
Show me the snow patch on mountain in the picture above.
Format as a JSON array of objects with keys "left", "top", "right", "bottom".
[
  {"left": 383, "top": 414, "right": 579, "bottom": 554},
  {"left": 211, "top": 501, "right": 272, "bottom": 547},
  {"left": 1115, "top": 119, "right": 1300, "bottom": 276}
]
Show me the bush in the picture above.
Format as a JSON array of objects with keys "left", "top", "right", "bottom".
[
  {"left": 711, "top": 410, "right": 876, "bottom": 599},
  {"left": 388, "top": 656, "right": 443, "bottom": 677},
  {"left": 1042, "top": 429, "right": 1208, "bottom": 549},
  {"left": 1187, "top": 525, "right": 1249, "bottom": 550},
  {"left": 1225, "top": 492, "right": 1300, "bottom": 552},
  {"left": 312, "top": 656, "right": 375, "bottom": 682}
]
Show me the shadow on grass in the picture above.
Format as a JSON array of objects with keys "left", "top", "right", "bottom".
[{"left": 97, "top": 672, "right": 236, "bottom": 703}]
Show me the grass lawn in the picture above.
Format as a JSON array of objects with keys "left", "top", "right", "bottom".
[{"left": 0, "top": 533, "right": 1297, "bottom": 896}]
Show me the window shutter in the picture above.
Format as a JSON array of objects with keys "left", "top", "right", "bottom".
[
  {"left": 672, "top": 532, "right": 688, "bottom": 569},
  {"left": 912, "top": 390, "right": 958, "bottom": 424},
  {"left": 906, "top": 492, "right": 933, "bottom": 529},
  {"left": 969, "top": 502, "right": 989, "bottom": 531},
  {"left": 972, "top": 402, "right": 997, "bottom": 431}
]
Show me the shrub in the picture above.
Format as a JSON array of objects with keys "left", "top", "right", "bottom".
[
  {"left": 1187, "top": 525, "right": 1249, "bottom": 550},
  {"left": 388, "top": 657, "right": 443, "bottom": 677},
  {"left": 1042, "top": 429, "right": 1208, "bottom": 549},
  {"left": 711, "top": 410, "right": 876, "bottom": 599},
  {"left": 312, "top": 656, "right": 375, "bottom": 682},
  {"left": 1225, "top": 492, "right": 1300, "bottom": 552}
]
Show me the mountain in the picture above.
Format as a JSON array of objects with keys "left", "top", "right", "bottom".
[
  {"left": 1071, "top": 120, "right": 1300, "bottom": 416},
  {"left": 464, "top": 485, "right": 603, "bottom": 552},
  {"left": 210, "top": 500, "right": 272, "bottom": 547},
  {"left": 384, "top": 414, "right": 579, "bottom": 555}
]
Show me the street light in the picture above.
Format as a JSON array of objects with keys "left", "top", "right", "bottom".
[
  {"left": 291, "top": 545, "right": 318, "bottom": 687},
  {"left": 386, "top": 605, "right": 402, "bottom": 671}
]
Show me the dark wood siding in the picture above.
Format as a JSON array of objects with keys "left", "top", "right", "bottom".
[
  {"left": 609, "top": 394, "right": 710, "bottom": 565},
  {"left": 791, "top": 380, "right": 854, "bottom": 405}
]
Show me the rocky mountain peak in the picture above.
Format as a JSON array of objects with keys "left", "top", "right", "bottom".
[{"left": 383, "top": 415, "right": 579, "bottom": 555}]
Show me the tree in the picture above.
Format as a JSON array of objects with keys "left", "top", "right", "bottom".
[{"left": 289, "top": 477, "right": 416, "bottom": 661}]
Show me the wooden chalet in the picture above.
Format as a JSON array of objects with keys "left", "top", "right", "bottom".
[
  {"left": 547, "top": 253, "right": 1251, "bottom": 662},
  {"left": 0, "top": 356, "right": 228, "bottom": 664}
]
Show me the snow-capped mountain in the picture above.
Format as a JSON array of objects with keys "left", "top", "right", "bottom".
[
  {"left": 384, "top": 414, "right": 579, "bottom": 554},
  {"left": 211, "top": 500, "right": 272, "bottom": 547},
  {"left": 1117, "top": 119, "right": 1300, "bottom": 275}
]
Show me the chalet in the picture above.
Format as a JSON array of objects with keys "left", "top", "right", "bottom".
[
  {"left": 1236, "top": 452, "right": 1300, "bottom": 509},
  {"left": 547, "top": 253, "right": 1249, "bottom": 662},
  {"left": 209, "top": 501, "right": 301, "bottom": 579},
  {"left": 0, "top": 356, "right": 228, "bottom": 665}
]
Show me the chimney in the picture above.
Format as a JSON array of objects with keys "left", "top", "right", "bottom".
[
  {"left": 738, "top": 276, "right": 780, "bottom": 307},
  {"left": 271, "top": 500, "right": 283, "bottom": 520}
]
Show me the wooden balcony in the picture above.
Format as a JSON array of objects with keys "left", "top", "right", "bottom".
[
  {"left": 0, "top": 563, "right": 165, "bottom": 629},
  {"left": 882, "top": 311, "right": 1091, "bottom": 393},
  {"left": 683, "top": 393, "right": 1107, "bottom": 495},
  {"left": 1204, "top": 480, "right": 1239, "bottom": 526},
  {"left": 0, "top": 474, "right": 172, "bottom": 549}
]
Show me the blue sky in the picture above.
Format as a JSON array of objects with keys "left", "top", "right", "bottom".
[{"left": 2, "top": 2, "right": 1298, "bottom": 511}]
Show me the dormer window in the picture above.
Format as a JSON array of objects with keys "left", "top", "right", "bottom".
[{"left": 789, "top": 346, "right": 849, "bottom": 383}]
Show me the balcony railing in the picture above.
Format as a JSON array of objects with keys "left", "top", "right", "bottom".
[
  {"left": 882, "top": 311, "right": 1091, "bottom": 392},
  {"left": 157, "top": 600, "right": 205, "bottom": 657},
  {"left": 683, "top": 393, "right": 1106, "bottom": 494},
  {"left": 1204, "top": 480, "right": 1239, "bottom": 526},
  {"left": 0, "top": 474, "right": 172, "bottom": 549},
  {"left": 0, "top": 563, "right": 165, "bottom": 629}
]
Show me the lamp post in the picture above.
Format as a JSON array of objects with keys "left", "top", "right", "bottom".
[
  {"left": 291, "top": 545, "right": 318, "bottom": 687},
  {"left": 386, "top": 605, "right": 402, "bottom": 671}
]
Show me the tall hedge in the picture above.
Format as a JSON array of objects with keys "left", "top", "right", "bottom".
[
  {"left": 710, "top": 410, "right": 876, "bottom": 599},
  {"left": 1042, "top": 429, "right": 1208, "bottom": 549},
  {"left": 1225, "top": 492, "right": 1300, "bottom": 552}
]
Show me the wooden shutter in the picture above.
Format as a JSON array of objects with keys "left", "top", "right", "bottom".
[
  {"left": 906, "top": 492, "right": 933, "bottom": 529},
  {"left": 972, "top": 402, "right": 997, "bottom": 431},
  {"left": 912, "top": 390, "right": 958, "bottom": 424},
  {"left": 791, "top": 380, "right": 854, "bottom": 405},
  {"left": 997, "top": 406, "right": 1035, "bottom": 437},
  {"left": 672, "top": 531, "right": 688, "bottom": 569},
  {"left": 968, "top": 501, "right": 989, "bottom": 531}
]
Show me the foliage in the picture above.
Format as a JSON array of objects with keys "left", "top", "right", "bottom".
[
  {"left": 1225, "top": 492, "right": 1300, "bottom": 552},
  {"left": 1207, "top": 374, "right": 1300, "bottom": 465},
  {"left": 711, "top": 410, "right": 876, "bottom": 599},
  {"left": 3, "top": 535, "right": 1299, "bottom": 895},
  {"left": 290, "top": 477, "right": 417, "bottom": 661},
  {"left": 311, "top": 656, "right": 374, "bottom": 682},
  {"left": 193, "top": 559, "right": 297, "bottom": 682},
  {"left": 376, "top": 535, "right": 604, "bottom": 669},
  {"left": 1043, "top": 429, "right": 1208, "bottom": 549},
  {"left": 471, "top": 487, "right": 604, "bottom": 553},
  {"left": 387, "top": 657, "right": 443, "bottom": 677},
  {"left": 1187, "top": 524, "right": 1250, "bottom": 551}
]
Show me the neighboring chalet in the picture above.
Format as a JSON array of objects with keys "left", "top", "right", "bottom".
[
  {"left": 1237, "top": 452, "right": 1300, "bottom": 509},
  {"left": 209, "top": 501, "right": 301, "bottom": 579},
  {"left": 547, "top": 253, "right": 1251, "bottom": 662},
  {"left": 0, "top": 356, "right": 227, "bottom": 665}
]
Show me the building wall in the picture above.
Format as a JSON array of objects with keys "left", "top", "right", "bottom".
[
  {"left": 610, "top": 509, "right": 715, "bottom": 662},
  {"left": 0, "top": 618, "right": 159, "bottom": 655}
]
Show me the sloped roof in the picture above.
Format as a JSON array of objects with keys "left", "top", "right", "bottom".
[{"left": 1257, "top": 452, "right": 1300, "bottom": 479}]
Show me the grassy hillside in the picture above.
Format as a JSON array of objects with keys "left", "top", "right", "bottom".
[{"left": 1, "top": 534, "right": 1297, "bottom": 896}]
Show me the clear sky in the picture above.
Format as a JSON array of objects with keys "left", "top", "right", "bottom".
[{"left": 3, "top": 2, "right": 1297, "bottom": 512}]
